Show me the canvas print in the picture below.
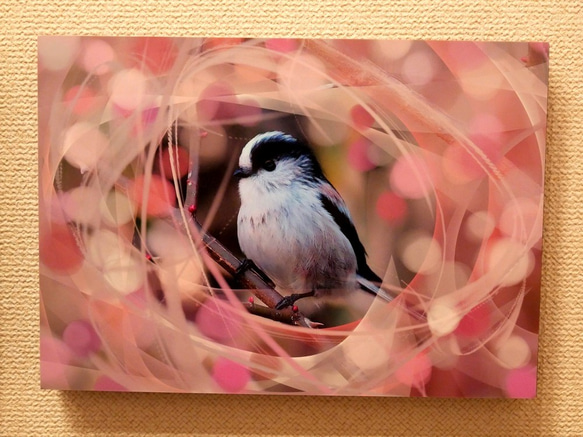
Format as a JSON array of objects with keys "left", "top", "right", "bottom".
[{"left": 39, "top": 37, "right": 549, "bottom": 397}]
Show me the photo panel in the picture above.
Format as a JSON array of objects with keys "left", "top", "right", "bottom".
[{"left": 39, "top": 37, "right": 548, "bottom": 397}]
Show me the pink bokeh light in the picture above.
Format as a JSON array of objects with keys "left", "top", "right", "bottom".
[
  {"left": 62, "top": 320, "right": 102, "bottom": 357},
  {"left": 505, "top": 365, "right": 537, "bottom": 398},
  {"left": 390, "top": 154, "right": 433, "bottom": 199},
  {"left": 375, "top": 191, "right": 408, "bottom": 225},
  {"left": 40, "top": 223, "right": 84, "bottom": 274},
  {"left": 130, "top": 37, "right": 178, "bottom": 75},
  {"left": 128, "top": 174, "right": 177, "bottom": 217},
  {"left": 212, "top": 358, "right": 251, "bottom": 393}
]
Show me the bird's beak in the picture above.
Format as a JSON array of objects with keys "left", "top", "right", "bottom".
[{"left": 233, "top": 167, "right": 250, "bottom": 178}]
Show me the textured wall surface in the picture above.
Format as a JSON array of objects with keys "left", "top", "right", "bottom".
[{"left": 1, "top": 1, "right": 582, "bottom": 436}]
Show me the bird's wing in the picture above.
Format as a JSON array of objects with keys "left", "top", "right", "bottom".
[{"left": 318, "top": 183, "right": 382, "bottom": 283}]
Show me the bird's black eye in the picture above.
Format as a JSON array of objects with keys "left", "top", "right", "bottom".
[{"left": 263, "top": 160, "right": 276, "bottom": 171}]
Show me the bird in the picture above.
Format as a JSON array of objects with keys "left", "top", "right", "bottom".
[{"left": 234, "top": 131, "right": 383, "bottom": 311}]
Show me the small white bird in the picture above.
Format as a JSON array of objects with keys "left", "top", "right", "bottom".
[{"left": 234, "top": 131, "right": 383, "bottom": 310}]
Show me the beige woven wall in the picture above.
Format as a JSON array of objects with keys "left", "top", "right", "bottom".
[{"left": 1, "top": 1, "right": 582, "bottom": 435}]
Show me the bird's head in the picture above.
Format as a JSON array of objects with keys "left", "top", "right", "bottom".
[{"left": 234, "top": 131, "right": 324, "bottom": 189}]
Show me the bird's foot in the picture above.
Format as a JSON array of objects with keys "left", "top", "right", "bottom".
[
  {"left": 275, "top": 291, "right": 315, "bottom": 310},
  {"left": 235, "top": 258, "right": 274, "bottom": 286},
  {"left": 235, "top": 258, "right": 254, "bottom": 276}
]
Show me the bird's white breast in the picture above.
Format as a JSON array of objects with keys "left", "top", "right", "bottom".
[{"left": 237, "top": 176, "right": 357, "bottom": 295}]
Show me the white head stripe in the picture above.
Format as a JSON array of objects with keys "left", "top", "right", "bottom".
[{"left": 238, "top": 131, "right": 292, "bottom": 170}]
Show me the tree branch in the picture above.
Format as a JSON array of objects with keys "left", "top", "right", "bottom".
[{"left": 183, "top": 207, "right": 315, "bottom": 328}]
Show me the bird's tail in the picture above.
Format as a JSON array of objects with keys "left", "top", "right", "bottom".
[{"left": 357, "top": 274, "right": 393, "bottom": 302}]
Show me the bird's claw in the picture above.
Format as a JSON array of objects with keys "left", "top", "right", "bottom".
[
  {"left": 275, "top": 291, "right": 315, "bottom": 310},
  {"left": 235, "top": 258, "right": 275, "bottom": 287},
  {"left": 235, "top": 258, "right": 254, "bottom": 277},
  {"left": 275, "top": 295, "right": 296, "bottom": 310}
]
